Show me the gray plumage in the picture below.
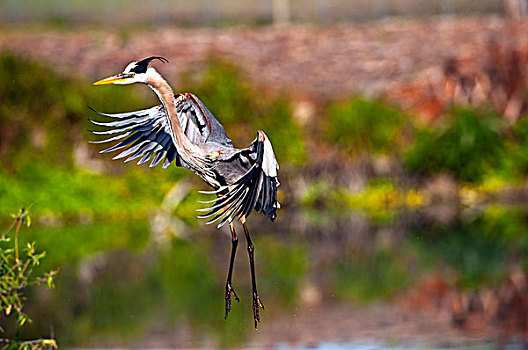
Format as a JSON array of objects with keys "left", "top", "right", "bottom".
[
  {"left": 90, "top": 56, "right": 277, "bottom": 328},
  {"left": 90, "top": 84, "right": 280, "bottom": 228}
]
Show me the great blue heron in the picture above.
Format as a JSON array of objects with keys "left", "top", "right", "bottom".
[{"left": 90, "top": 56, "right": 280, "bottom": 328}]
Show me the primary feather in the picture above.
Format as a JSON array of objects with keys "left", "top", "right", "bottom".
[{"left": 90, "top": 93, "right": 280, "bottom": 224}]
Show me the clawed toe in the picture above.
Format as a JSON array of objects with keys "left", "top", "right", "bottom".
[
  {"left": 224, "top": 283, "right": 239, "bottom": 319},
  {"left": 252, "top": 293, "right": 264, "bottom": 329}
]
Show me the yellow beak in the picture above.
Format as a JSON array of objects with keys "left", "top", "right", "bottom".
[{"left": 93, "top": 73, "right": 132, "bottom": 85}]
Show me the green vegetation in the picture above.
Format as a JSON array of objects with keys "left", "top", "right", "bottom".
[
  {"left": 0, "top": 161, "right": 183, "bottom": 221},
  {"left": 0, "top": 53, "right": 307, "bottom": 223},
  {"left": 259, "top": 237, "right": 309, "bottom": 305},
  {"left": 507, "top": 116, "right": 528, "bottom": 180},
  {"left": 0, "top": 52, "right": 310, "bottom": 346},
  {"left": 13, "top": 229, "right": 309, "bottom": 347},
  {"left": 6, "top": 50, "right": 527, "bottom": 222},
  {"left": 5, "top": 49, "right": 528, "bottom": 347},
  {"left": 334, "top": 248, "right": 410, "bottom": 303},
  {"left": 0, "top": 52, "right": 154, "bottom": 169},
  {"left": 0, "top": 209, "right": 57, "bottom": 350},
  {"left": 410, "top": 206, "right": 528, "bottom": 289},
  {"left": 300, "top": 178, "right": 424, "bottom": 224},
  {"left": 404, "top": 108, "right": 505, "bottom": 183},
  {"left": 326, "top": 97, "right": 409, "bottom": 157},
  {"left": 181, "top": 58, "right": 306, "bottom": 165},
  {"left": 0, "top": 51, "right": 185, "bottom": 221}
]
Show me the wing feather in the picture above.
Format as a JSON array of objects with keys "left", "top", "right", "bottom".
[
  {"left": 198, "top": 131, "right": 280, "bottom": 227},
  {"left": 89, "top": 93, "right": 231, "bottom": 169},
  {"left": 149, "top": 150, "right": 166, "bottom": 168},
  {"left": 89, "top": 96, "right": 280, "bottom": 224}
]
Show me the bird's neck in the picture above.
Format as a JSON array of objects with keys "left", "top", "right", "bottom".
[{"left": 145, "top": 70, "right": 208, "bottom": 172}]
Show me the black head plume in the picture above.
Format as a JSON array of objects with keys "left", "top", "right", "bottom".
[{"left": 130, "top": 56, "right": 169, "bottom": 74}]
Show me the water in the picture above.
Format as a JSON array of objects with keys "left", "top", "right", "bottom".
[
  {"left": 66, "top": 341, "right": 512, "bottom": 350},
  {"left": 4, "top": 203, "right": 528, "bottom": 348},
  {"left": 276, "top": 342, "right": 500, "bottom": 350}
]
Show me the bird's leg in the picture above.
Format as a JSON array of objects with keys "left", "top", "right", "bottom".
[
  {"left": 242, "top": 222, "right": 264, "bottom": 329},
  {"left": 225, "top": 223, "right": 239, "bottom": 319}
]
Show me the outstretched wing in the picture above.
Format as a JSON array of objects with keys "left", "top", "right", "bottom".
[
  {"left": 89, "top": 93, "right": 232, "bottom": 168},
  {"left": 89, "top": 105, "right": 181, "bottom": 168},
  {"left": 176, "top": 93, "right": 232, "bottom": 147},
  {"left": 197, "top": 130, "right": 280, "bottom": 228}
]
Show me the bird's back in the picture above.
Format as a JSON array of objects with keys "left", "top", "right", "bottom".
[
  {"left": 90, "top": 92, "right": 279, "bottom": 226},
  {"left": 175, "top": 93, "right": 233, "bottom": 148},
  {"left": 198, "top": 130, "right": 280, "bottom": 226}
]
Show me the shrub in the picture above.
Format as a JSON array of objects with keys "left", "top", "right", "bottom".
[
  {"left": 325, "top": 97, "right": 410, "bottom": 157},
  {"left": 404, "top": 108, "right": 504, "bottom": 183},
  {"left": 0, "top": 208, "right": 58, "bottom": 350},
  {"left": 0, "top": 51, "right": 151, "bottom": 169}
]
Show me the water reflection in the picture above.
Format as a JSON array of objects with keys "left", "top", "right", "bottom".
[
  {"left": 276, "top": 341, "right": 501, "bottom": 350},
  {"left": 6, "top": 202, "right": 528, "bottom": 348}
]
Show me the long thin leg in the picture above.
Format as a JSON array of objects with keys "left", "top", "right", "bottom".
[
  {"left": 243, "top": 222, "right": 264, "bottom": 329},
  {"left": 225, "top": 223, "right": 239, "bottom": 319}
]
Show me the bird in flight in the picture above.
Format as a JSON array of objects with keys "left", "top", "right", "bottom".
[{"left": 89, "top": 56, "right": 280, "bottom": 328}]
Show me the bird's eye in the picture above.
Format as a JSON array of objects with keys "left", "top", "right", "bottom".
[{"left": 120, "top": 72, "right": 135, "bottom": 79}]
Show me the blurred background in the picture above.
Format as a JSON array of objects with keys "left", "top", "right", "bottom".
[{"left": 2, "top": 0, "right": 528, "bottom": 349}]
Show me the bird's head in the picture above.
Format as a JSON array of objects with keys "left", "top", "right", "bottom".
[{"left": 93, "top": 56, "right": 169, "bottom": 85}]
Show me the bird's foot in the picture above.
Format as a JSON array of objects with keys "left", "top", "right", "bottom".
[
  {"left": 225, "top": 283, "right": 239, "bottom": 319},
  {"left": 252, "top": 292, "right": 264, "bottom": 329}
]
